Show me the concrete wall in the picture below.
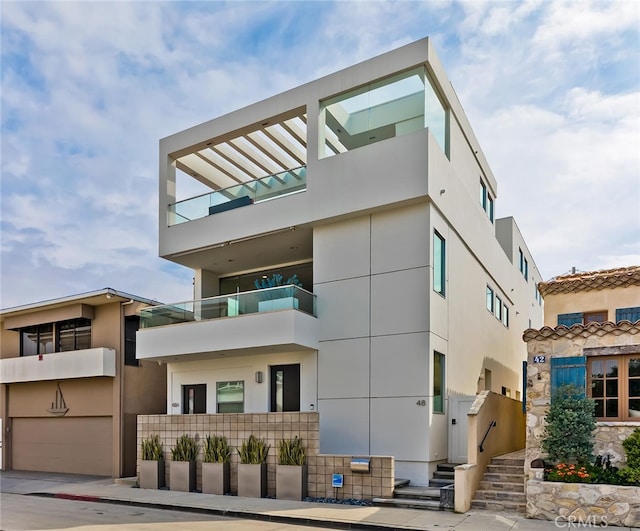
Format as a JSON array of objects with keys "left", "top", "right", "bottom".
[
  {"left": 137, "top": 412, "right": 394, "bottom": 499},
  {"left": 454, "top": 391, "right": 525, "bottom": 512}
]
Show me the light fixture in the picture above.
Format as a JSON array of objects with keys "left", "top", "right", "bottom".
[{"left": 255, "top": 371, "right": 263, "bottom": 384}]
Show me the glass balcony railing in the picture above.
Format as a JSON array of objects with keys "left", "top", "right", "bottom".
[
  {"left": 139, "top": 285, "right": 316, "bottom": 328},
  {"left": 168, "top": 166, "right": 307, "bottom": 225}
]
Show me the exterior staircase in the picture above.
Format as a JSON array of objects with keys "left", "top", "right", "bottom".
[
  {"left": 471, "top": 452, "right": 526, "bottom": 513},
  {"left": 372, "top": 463, "right": 456, "bottom": 511}
]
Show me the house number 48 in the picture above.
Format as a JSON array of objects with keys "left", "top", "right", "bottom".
[{"left": 416, "top": 400, "right": 426, "bottom": 406}]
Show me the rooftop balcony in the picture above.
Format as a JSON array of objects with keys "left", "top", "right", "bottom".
[
  {"left": 169, "top": 166, "right": 307, "bottom": 226},
  {"left": 136, "top": 286, "right": 318, "bottom": 362}
]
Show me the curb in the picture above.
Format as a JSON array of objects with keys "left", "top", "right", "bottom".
[{"left": 30, "top": 492, "right": 423, "bottom": 531}]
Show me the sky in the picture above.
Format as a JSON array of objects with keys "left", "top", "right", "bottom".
[{"left": 1, "top": 0, "right": 639, "bottom": 309}]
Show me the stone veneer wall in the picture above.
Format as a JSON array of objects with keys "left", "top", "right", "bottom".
[
  {"left": 137, "top": 412, "right": 393, "bottom": 499},
  {"left": 525, "top": 332, "right": 640, "bottom": 472},
  {"left": 527, "top": 478, "right": 640, "bottom": 527}
]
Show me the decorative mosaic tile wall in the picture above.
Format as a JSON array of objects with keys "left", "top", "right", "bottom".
[{"left": 137, "top": 412, "right": 394, "bottom": 499}]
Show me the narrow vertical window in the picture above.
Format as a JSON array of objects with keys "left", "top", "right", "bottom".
[
  {"left": 480, "top": 180, "right": 487, "bottom": 210},
  {"left": 524, "top": 258, "right": 529, "bottom": 281},
  {"left": 519, "top": 248, "right": 524, "bottom": 274},
  {"left": 488, "top": 195, "right": 494, "bottom": 222},
  {"left": 433, "top": 352, "right": 445, "bottom": 413},
  {"left": 486, "top": 286, "right": 494, "bottom": 313},
  {"left": 495, "top": 296, "right": 502, "bottom": 320},
  {"left": 433, "top": 231, "right": 446, "bottom": 296},
  {"left": 502, "top": 305, "right": 509, "bottom": 327}
]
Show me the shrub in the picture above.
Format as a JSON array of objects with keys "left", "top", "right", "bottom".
[
  {"left": 542, "top": 384, "right": 596, "bottom": 464},
  {"left": 141, "top": 434, "right": 163, "bottom": 461},
  {"left": 203, "top": 434, "right": 231, "bottom": 464},
  {"left": 238, "top": 434, "right": 270, "bottom": 464},
  {"left": 619, "top": 428, "right": 640, "bottom": 485},
  {"left": 545, "top": 463, "right": 592, "bottom": 483},
  {"left": 278, "top": 436, "right": 306, "bottom": 466},
  {"left": 171, "top": 434, "right": 198, "bottom": 462}
]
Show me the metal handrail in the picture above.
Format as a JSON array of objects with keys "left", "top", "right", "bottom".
[{"left": 479, "top": 420, "right": 497, "bottom": 453}]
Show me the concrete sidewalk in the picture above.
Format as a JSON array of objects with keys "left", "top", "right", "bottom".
[{"left": 1, "top": 471, "right": 568, "bottom": 530}]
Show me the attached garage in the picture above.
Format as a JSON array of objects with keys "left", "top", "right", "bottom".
[{"left": 12, "top": 416, "right": 112, "bottom": 475}]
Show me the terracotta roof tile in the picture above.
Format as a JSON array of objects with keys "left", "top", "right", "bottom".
[
  {"left": 538, "top": 266, "right": 640, "bottom": 297},
  {"left": 522, "top": 320, "right": 640, "bottom": 342}
]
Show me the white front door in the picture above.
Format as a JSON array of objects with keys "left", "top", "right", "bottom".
[{"left": 448, "top": 395, "right": 475, "bottom": 463}]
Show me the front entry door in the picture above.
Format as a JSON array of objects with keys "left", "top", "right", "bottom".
[
  {"left": 183, "top": 384, "right": 206, "bottom": 414},
  {"left": 270, "top": 364, "right": 300, "bottom": 412},
  {"left": 448, "top": 394, "right": 476, "bottom": 463}
]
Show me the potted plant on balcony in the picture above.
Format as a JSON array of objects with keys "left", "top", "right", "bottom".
[
  {"left": 140, "top": 434, "right": 165, "bottom": 489},
  {"left": 202, "top": 434, "right": 232, "bottom": 495},
  {"left": 237, "top": 434, "right": 270, "bottom": 498},
  {"left": 254, "top": 273, "right": 302, "bottom": 312},
  {"left": 276, "top": 436, "right": 307, "bottom": 500},
  {"left": 170, "top": 434, "right": 198, "bottom": 492}
]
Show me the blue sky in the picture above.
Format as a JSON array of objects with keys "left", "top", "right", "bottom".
[{"left": 1, "top": 0, "right": 639, "bottom": 308}]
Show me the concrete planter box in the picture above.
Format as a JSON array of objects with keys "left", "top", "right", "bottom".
[
  {"left": 202, "top": 462, "right": 230, "bottom": 495},
  {"left": 276, "top": 464, "right": 308, "bottom": 501},
  {"left": 237, "top": 463, "right": 267, "bottom": 498},
  {"left": 170, "top": 461, "right": 196, "bottom": 492},
  {"left": 527, "top": 479, "right": 640, "bottom": 527},
  {"left": 140, "top": 460, "right": 165, "bottom": 489}
]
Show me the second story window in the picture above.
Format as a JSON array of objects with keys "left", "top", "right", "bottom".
[
  {"left": 518, "top": 248, "right": 528, "bottom": 281},
  {"left": 486, "top": 286, "right": 494, "bottom": 313},
  {"left": 20, "top": 319, "right": 92, "bottom": 356}
]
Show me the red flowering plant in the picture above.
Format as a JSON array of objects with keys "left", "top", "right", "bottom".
[{"left": 545, "top": 462, "right": 592, "bottom": 483}]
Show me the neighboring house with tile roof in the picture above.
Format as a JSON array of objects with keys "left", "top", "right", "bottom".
[{"left": 524, "top": 265, "right": 640, "bottom": 468}]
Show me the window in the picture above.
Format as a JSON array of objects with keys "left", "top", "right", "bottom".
[
  {"left": 124, "top": 316, "right": 140, "bottom": 366},
  {"left": 216, "top": 381, "right": 244, "bottom": 413},
  {"left": 433, "top": 231, "right": 446, "bottom": 296},
  {"left": 518, "top": 248, "right": 528, "bottom": 280},
  {"left": 57, "top": 318, "right": 91, "bottom": 352},
  {"left": 495, "top": 296, "right": 502, "bottom": 321},
  {"left": 502, "top": 305, "right": 509, "bottom": 327},
  {"left": 584, "top": 311, "right": 607, "bottom": 324},
  {"left": 487, "top": 195, "right": 494, "bottom": 223},
  {"left": 486, "top": 286, "right": 494, "bottom": 313},
  {"left": 480, "top": 180, "right": 487, "bottom": 210},
  {"left": 21, "top": 324, "right": 54, "bottom": 356},
  {"left": 589, "top": 355, "right": 640, "bottom": 421},
  {"left": 320, "top": 66, "right": 448, "bottom": 158},
  {"left": 617, "top": 307, "right": 640, "bottom": 323},
  {"left": 20, "top": 319, "right": 92, "bottom": 356},
  {"left": 433, "top": 352, "right": 445, "bottom": 413}
]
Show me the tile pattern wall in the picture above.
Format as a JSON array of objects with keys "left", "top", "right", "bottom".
[{"left": 137, "top": 412, "right": 393, "bottom": 499}]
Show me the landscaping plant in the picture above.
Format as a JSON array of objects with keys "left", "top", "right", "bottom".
[
  {"left": 619, "top": 427, "right": 640, "bottom": 485},
  {"left": 542, "top": 384, "right": 596, "bottom": 464},
  {"left": 171, "top": 434, "right": 198, "bottom": 462},
  {"left": 203, "top": 434, "right": 232, "bottom": 464},
  {"left": 278, "top": 436, "right": 306, "bottom": 466},
  {"left": 141, "top": 434, "right": 164, "bottom": 461},
  {"left": 238, "top": 434, "right": 270, "bottom": 464}
]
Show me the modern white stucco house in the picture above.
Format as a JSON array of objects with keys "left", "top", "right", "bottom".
[{"left": 137, "top": 37, "right": 543, "bottom": 485}]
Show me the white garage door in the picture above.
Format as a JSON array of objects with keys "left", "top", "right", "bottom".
[{"left": 12, "top": 417, "right": 112, "bottom": 476}]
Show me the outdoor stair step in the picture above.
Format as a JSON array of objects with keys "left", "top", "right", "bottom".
[
  {"left": 394, "top": 486, "right": 440, "bottom": 500},
  {"left": 486, "top": 464, "right": 527, "bottom": 474},
  {"left": 373, "top": 497, "right": 443, "bottom": 511},
  {"left": 478, "top": 481, "right": 525, "bottom": 493},
  {"left": 471, "top": 499, "right": 526, "bottom": 513},
  {"left": 432, "top": 471, "right": 454, "bottom": 480},
  {"left": 473, "top": 490, "right": 526, "bottom": 503},
  {"left": 428, "top": 478, "right": 454, "bottom": 487},
  {"left": 482, "top": 472, "right": 525, "bottom": 483},
  {"left": 436, "top": 463, "right": 456, "bottom": 472},
  {"left": 394, "top": 478, "right": 410, "bottom": 488},
  {"left": 490, "top": 458, "right": 525, "bottom": 467}
]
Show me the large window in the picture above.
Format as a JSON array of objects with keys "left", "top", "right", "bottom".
[
  {"left": 216, "top": 381, "right": 244, "bottom": 413},
  {"left": 21, "top": 323, "right": 54, "bottom": 356},
  {"left": 433, "top": 352, "right": 445, "bottom": 413},
  {"left": 21, "top": 319, "right": 93, "bottom": 356},
  {"left": 433, "top": 231, "right": 446, "bottom": 296},
  {"left": 558, "top": 312, "right": 608, "bottom": 326},
  {"left": 589, "top": 355, "right": 640, "bottom": 421},
  {"left": 320, "top": 66, "right": 448, "bottom": 158}
]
